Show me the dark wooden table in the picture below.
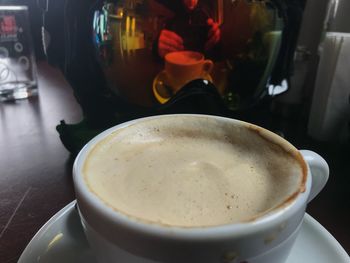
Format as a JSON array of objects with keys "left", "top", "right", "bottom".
[
  {"left": 0, "top": 62, "right": 82, "bottom": 263},
  {"left": 0, "top": 62, "right": 349, "bottom": 263}
]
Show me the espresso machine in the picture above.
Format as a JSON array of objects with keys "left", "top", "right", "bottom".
[{"left": 38, "top": 0, "right": 306, "bottom": 154}]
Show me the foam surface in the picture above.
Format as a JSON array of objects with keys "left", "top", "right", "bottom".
[{"left": 83, "top": 116, "right": 304, "bottom": 227}]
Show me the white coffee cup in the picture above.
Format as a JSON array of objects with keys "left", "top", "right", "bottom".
[
  {"left": 164, "top": 51, "right": 213, "bottom": 93},
  {"left": 73, "top": 114, "right": 329, "bottom": 263}
]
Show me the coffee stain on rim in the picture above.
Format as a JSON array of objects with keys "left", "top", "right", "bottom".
[
  {"left": 246, "top": 124, "right": 307, "bottom": 192},
  {"left": 240, "top": 124, "right": 308, "bottom": 223}
]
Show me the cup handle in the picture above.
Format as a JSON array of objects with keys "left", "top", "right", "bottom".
[
  {"left": 202, "top": 59, "right": 213, "bottom": 74},
  {"left": 300, "top": 150, "right": 329, "bottom": 203}
]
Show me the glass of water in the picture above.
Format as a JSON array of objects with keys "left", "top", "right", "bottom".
[{"left": 0, "top": 6, "right": 38, "bottom": 101}]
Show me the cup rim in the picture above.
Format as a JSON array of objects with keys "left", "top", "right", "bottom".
[
  {"left": 73, "top": 114, "right": 311, "bottom": 241},
  {"left": 165, "top": 51, "right": 204, "bottom": 66}
]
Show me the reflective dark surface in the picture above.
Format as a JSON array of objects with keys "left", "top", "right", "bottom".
[{"left": 92, "top": 0, "right": 283, "bottom": 108}]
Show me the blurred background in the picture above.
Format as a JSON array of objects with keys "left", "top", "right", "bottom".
[{"left": 3, "top": 0, "right": 346, "bottom": 139}]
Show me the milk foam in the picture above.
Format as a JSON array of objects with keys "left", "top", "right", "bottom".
[{"left": 83, "top": 116, "right": 304, "bottom": 227}]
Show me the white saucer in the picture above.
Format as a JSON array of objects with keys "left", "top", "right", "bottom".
[{"left": 19, "top": 201, "right": 350, "bottom": 263}]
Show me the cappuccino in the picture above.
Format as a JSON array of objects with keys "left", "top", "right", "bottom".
[{"left": 83, "top": 116, "right": 304, "bottom": 227}]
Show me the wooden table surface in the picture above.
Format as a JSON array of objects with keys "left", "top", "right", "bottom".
[
  {"left": 0, "top": 62, "right": 349, "bottom": 263},
  {"left": 0, "top": 62, "right": 82, "bottom": 262}
]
